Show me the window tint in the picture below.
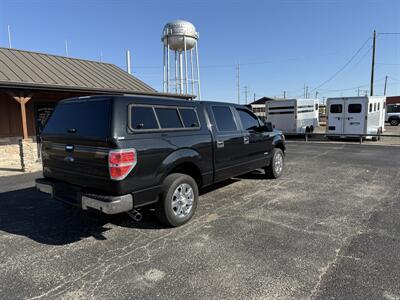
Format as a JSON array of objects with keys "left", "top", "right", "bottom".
[
  {"left": 43, "top": 99, "right": 110, "bottom": 138},
  {"left": 330, "top": 104, "right": 342, "bottom": 114},
  {"left": 378, "top": 103, "right": 380, "bottom": 111},
  {"left": 374, "top": 103, "right": 377, "bottom": 111},
  {"left": 237, "top": 109, "right": 259, "bottom": 131},
  {"left": 315, "top": 104, "right": 319, "bottom": 110},
  {"left": 212, "top": 106, "right": 237, "bottom": 132},
  {"left": 155, "top": 108, "right": 183, "bottom": 129},
  {"left": 388, "top": 105, "right": 400, "bottom": 113},
  {"left": 369, "top": 103, "right": 373, "bottom": 112},
  {"left": 179, "top": 108, "right": 200, "bottom": 128},
  {"left": 348, "top": 104, "right": 362, "bottom": 113},
  {"left": 131, "top": 106, "right": 159, "bottom": 130}
]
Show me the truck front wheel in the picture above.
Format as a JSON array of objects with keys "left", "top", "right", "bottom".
[
  {"left": 156, "top": 173, "right": 199, "bottom": 227},
  {"left": 264, "top": 148, "right": 284, "bottom": 179}
]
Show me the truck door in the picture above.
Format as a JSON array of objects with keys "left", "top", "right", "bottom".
[
  {"left": 344, "top": 99, "right": 364, "bottom": 135},
  {"left": 327, "top": 100, "right": 344, "bottom": 135},
  {"left": 207, "top": 105, "right": 248, "bottom": 182},
  {"left": 235, "top": 107, "right": 273, "bottom": 172}
]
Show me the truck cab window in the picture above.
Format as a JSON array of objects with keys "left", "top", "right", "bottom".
[
  {"left": 369, "top": 103, "right": 373, "bottom": 112},
  {"left": 131, "top": 106, "right": 159, "bottom": 130},
  {"left": 212, "top": 106, "right": 238, "bottom": 132},
  {"left": 237, "top": 109, "right": 260, "bottom": 131},
  {"left": 155, "top": 108, "right": 183, "bottom": 129},
  {"left": 330, "top": 104, "right": 342, "bottom": 114}
]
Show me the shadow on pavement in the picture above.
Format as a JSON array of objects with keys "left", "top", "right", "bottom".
[
  {"left": 0, "top": 187, "right": 166, "bottom": 246},
  {"left": 0, "top": 178, "right": 242, "bottom": 246}
]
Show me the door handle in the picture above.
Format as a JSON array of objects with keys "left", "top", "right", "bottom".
[
  {"left": 217, "top": 140, "right": 224, "bottom": 148},
  {"left": 243, "top": 136, "right": 250, "bottom": 144}
]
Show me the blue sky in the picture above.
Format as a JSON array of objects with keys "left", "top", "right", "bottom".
[{"left": 0, "top": 0, "right": 399, "bottom": 102}]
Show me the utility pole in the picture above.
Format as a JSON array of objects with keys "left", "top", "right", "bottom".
[
  {"left": 304, "top": 84, "right": 309, "bottom": 98},
  {"left": 253, "top": 93, "right": 256, "bottom": 102},
  {"left": 384, "top": 75, "right": 388, "bottom": 96},
  {"left": 370, "top": 30, "right": 376, "bottom": 96},
  {"left": 237, "top": 64, "right": 240, "bottom": 104},
  {"left": 315, "top": 91, "right": 319, "bottom": 99},
  {"left": 243, "top": 86, "right": 249, "bottom": 104},
  {"left": 126, "top": 50, "right": 132, "bottom": 74},
  {"left": 283, "top": 91, "right": 286, "bottom": 99},
  {"left": 65, "top": 40, "right": 69, "bottom": 57},
  {"left": 357, "top": 87, "right": 360, "bottom": 96},
  {"left": 7, "top": 25, "right": 12, "bottom": 48}
]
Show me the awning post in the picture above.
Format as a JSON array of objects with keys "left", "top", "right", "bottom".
[{"left": 12, "top": 96, "right": 32, "bottom": 139}]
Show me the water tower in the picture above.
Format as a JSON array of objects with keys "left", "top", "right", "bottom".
[{"left": 162, "top": 20, "right": 201, "bottom": 99}]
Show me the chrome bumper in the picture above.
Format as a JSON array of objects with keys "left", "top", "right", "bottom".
[{"left": 35, "top": 180, "right": 133, "bottom": 215}]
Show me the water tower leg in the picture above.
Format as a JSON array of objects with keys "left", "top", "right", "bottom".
[
  {"left": 163, "top": 46, "right": 166, "bottom": 92},
  {"left": 166, "top": 38, "right": 170, "bottom": 93},
  {"left": 190, "top": 49, "right": 195, "bottom": 95},
  {"left": 175, "top": 51, "right": 178, "bottom": 93},
  {"left": 184, "top": 37, "right": 188, "bottom": 94},
  {"left": 195, "top": 41, "right": 201, "bottom": 100},
  {"left": 179, "top": 52, "right": 183, "bottom": 94}
]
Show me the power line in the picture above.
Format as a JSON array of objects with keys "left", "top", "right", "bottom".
[
  {"left": 389, "top": 76, "right": 400, "bottom": 82},
  {"left": 377, "top": 32, "right": 400, "bottom": 35},
  {"left": 309, "top": 36, "right": 372, "bottom": 93},
  {"left": 376, "top": 62, "right": 400, "bottom": 66}
]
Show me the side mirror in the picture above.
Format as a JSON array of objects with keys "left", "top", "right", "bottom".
[{"left": 263, "top": 122, "right": 274, "bottom": 132}]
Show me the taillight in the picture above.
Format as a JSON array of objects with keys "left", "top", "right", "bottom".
[{"left": 108, "top": 149, "right": 137, "bottom": 180}]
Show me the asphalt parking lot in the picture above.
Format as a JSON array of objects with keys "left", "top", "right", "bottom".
[{"left": 0, "top": 142, "right": 399, "bottom": 299}]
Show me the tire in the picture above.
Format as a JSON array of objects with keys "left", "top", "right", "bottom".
[
  {"left": 310, "top": 125, "right": 314, "bottom": 133},
  {"left": 264, "top": 148, "right": 284, "bottom": 179},
  {"left": 390, "top": 119, "right": 399, "bottom": 126},
  {"left": 156, "top": 173, "right": 198, "bottom": 227}
]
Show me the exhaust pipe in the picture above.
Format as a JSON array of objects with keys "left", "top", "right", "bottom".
[{"left": 127, "top": 210, "right": 142, "bottom": 222}]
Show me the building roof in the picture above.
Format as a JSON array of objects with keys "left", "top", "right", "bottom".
[
  {"left": 0, "top": 47, "right": 192, "bottom": 99},
  {"left": 250, "top": 97, "right": 276, "bottom": 105}
]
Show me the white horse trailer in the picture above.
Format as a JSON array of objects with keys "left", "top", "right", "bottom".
[
  {"left": 326, "top": 96, "right": 386, "bottom": 139},
  {"left": 266, "top": 99, "right": 319, "bottom": 134}
]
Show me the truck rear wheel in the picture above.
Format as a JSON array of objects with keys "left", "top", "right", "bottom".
[
  {"left": 264, "top": 148, "right": 284, "bottom": 179},
  {"left": 156, "top": 173, "right": 198, "bottom": 227},
  {"left": 390, "top": 119, "right": 399, "bottom": 126}
]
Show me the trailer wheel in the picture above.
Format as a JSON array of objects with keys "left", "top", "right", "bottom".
[
  {"left": 310, "top": 125, "right": 314, "bottom": 133},
  {"left": 156, "top": 173, "right": 198, "bottom": 227},
  {"left": 264, "top": 148, "right": 284, "bottom": 179}
]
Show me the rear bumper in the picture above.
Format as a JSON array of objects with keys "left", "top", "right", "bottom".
[{"left": 35, "top": 178, "right": 133, "bottom": 214}]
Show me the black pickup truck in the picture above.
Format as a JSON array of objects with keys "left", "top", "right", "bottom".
[{"left": 36, "top": 95, "right": 285, "bottom": 227}]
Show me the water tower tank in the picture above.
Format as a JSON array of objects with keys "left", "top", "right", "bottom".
[{"left": 162, "top": 20, "right": 198, "bottom": 51}]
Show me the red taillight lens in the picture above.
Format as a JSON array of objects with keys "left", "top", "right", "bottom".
[
  {"left": 108, "top": 149, "right": 137, "bottom": 180},
  {"left": 109, "top": 151, "right": 135, "bottom": 165}
]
